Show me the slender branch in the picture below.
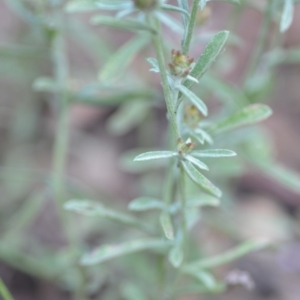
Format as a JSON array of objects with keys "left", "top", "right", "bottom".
[{"left": 182, "top": 0, "right": 200, "bottom": 55}]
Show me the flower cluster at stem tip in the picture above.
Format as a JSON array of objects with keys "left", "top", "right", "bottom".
[
  {"left": 132, "top": 0, "right": 159, "bottom": 11},
  {"left": 177, "top": 137, "right": 195, "bottom": 155},
  {"left": 169, "top": 50, "right": 194, "bottom": 78}
]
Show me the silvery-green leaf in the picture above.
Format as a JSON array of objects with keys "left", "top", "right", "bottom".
[
  {"left": 194, "top": 128, "right": 213, "bottom": 144},
  {"left": 121, "top": 148, "right": 168, "bottom": 173},
  {"left": 186, "top": 75, "right": 199, "bottom": 83},
  {"left": 182, "top": 161, "right": 222, "bottom": 198},
  {"left": 183, "top": 239, "right": 269, "bottom": 271},
  {"left": 160, "top": 211, "right": 174, "bottom": 240},
  {"left": 128, "top": 197, "right": 165, "bottom": 211},
  {"left": 156, "top": 12, "right": 183, "bottom": 33},
  {"left": 185, "top": 155, "right": 209, "bottom": 171},
  {"left": 134, "top": 151, "right": 178, "bottom": 161},
  {"left": 91, "top": 16, "right": 156, "bottom": 33},
  {"left": 81, "top": 238, "right": 170, "bottom": 265},
  {"left": 209, "top": 104, "right": 272, "bottom": 135},
  {"left": 168, "top": 246, "right": 184, "bottom": 268},
  {"left": 187, "top": 195, "right": 220, "bottom": 207},
  {"left": 191, "top": 149, "right": 236, "bottom": 158},
  {"left": 161, "top": 4, "right": 190, "bottom": 19},
  {"left": 64, "top": 200, "right": 151, "bottom": 233},
  {"left": 183, "top": 31, "right": 229, "bottom": 92},
  {"left": 99, "top": 35, "right": 149, "bottom": 83},
  {"left": 177, "top": 0, "right": 189, "bottom": 29},
  {"left": 184, "top": 269, "right": 217, "bottom": 290},
  {"left": 177, "top": 85, "right": 208, "bottom": 116},
  {"left": 280, "top": 0, "right": 294, "bottom": 32}
]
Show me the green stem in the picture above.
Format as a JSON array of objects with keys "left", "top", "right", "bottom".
[
  {"left": 182, "top": 0, "right": 200, "bottom": 55},
  {"left": 151, "top": 17, "right": 181, "bottom": 142}
]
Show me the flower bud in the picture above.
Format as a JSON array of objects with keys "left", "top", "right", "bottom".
[{"left": 169, "top": 50, "right": 194, "bottom": 78}]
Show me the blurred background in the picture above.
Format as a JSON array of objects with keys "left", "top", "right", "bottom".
[{"left": 0, "top": 0, "right": 300, "bottom": 299}]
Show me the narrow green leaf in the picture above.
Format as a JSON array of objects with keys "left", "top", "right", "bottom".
[
  {"left": 161, "top": 4, "right": 190, "bottom": 19},
  {"left": 209, "top": 104, "right": 272, "bottom": 135},
  {"left": 99, "top": 35, "right": 149, "bottom": 83},
  {"left": 128, "top": 197, "right": 165, "bottom": 211},
  {"left": 64, "top": 200, "right": 151, "bottom": 233},
  {"left": 191, "top": 149, "right": 236, "bottom": 158},
  {"left": 156, "top": 12, "right": 183, "bottom": 33},
  {"left": 194, "top": 128, "right": 213, "bottom": 144},
  {"left": 177, "top": 0, "right": 189, "bottom": 29},
  {"left": 160, "top": 211, "right": 174, "bottom": 240},
  {"left": 121, "top": 148, "right": 168, "bottom": 173},
  {"left": 81, "top": 238, "right": 169, "bottom": 265},
  {"left": 169, "top": 246, "right": 184, "bottom": 268},
  {"left": 182, "top": 161, "right": 222, "bottom": 198},
  {"left": 280, "top": 0, "right": 294, "bottom": 32},
  {"left": 134, "top": 151, "right": 178, "bottom": 161},
  {"left": 187, "top": 195, "right": 220, "bottom": 207},
  {"left": 185, "top": 155, "right": 209, "bottom": 170},
  {"left": 185, "top": 269, "right": 217, "bottom": 290},
  {"left": 177, "top": 85, "right": 208, "bottom": 116},
  {"left": 91, "top": 16, "right": 156, "bottom": 33},
  {"left": 184, "top": 31, "right": 229, "bottom": 91},
  {"left": 183, "top": 239, "right": 269, "bottom": 271},
  {"left": 0, "top": 279, "right": 14, "bottom": 300}
]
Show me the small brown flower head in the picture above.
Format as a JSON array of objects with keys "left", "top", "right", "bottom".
[
  {"left": 133, "top": 0, "right": 158, "bottom": 11},
  {"left": 169, "top": 50, "right": 194, "bottom": 78},
  {"left": 196, "top": 6, "right": 211, "bottom": 25},
  {"left": 184, "top": 104, "right": 203, "bottom": 128},
  {"left": 177, "top": 137, "right": 195, "bottom": 155}
]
